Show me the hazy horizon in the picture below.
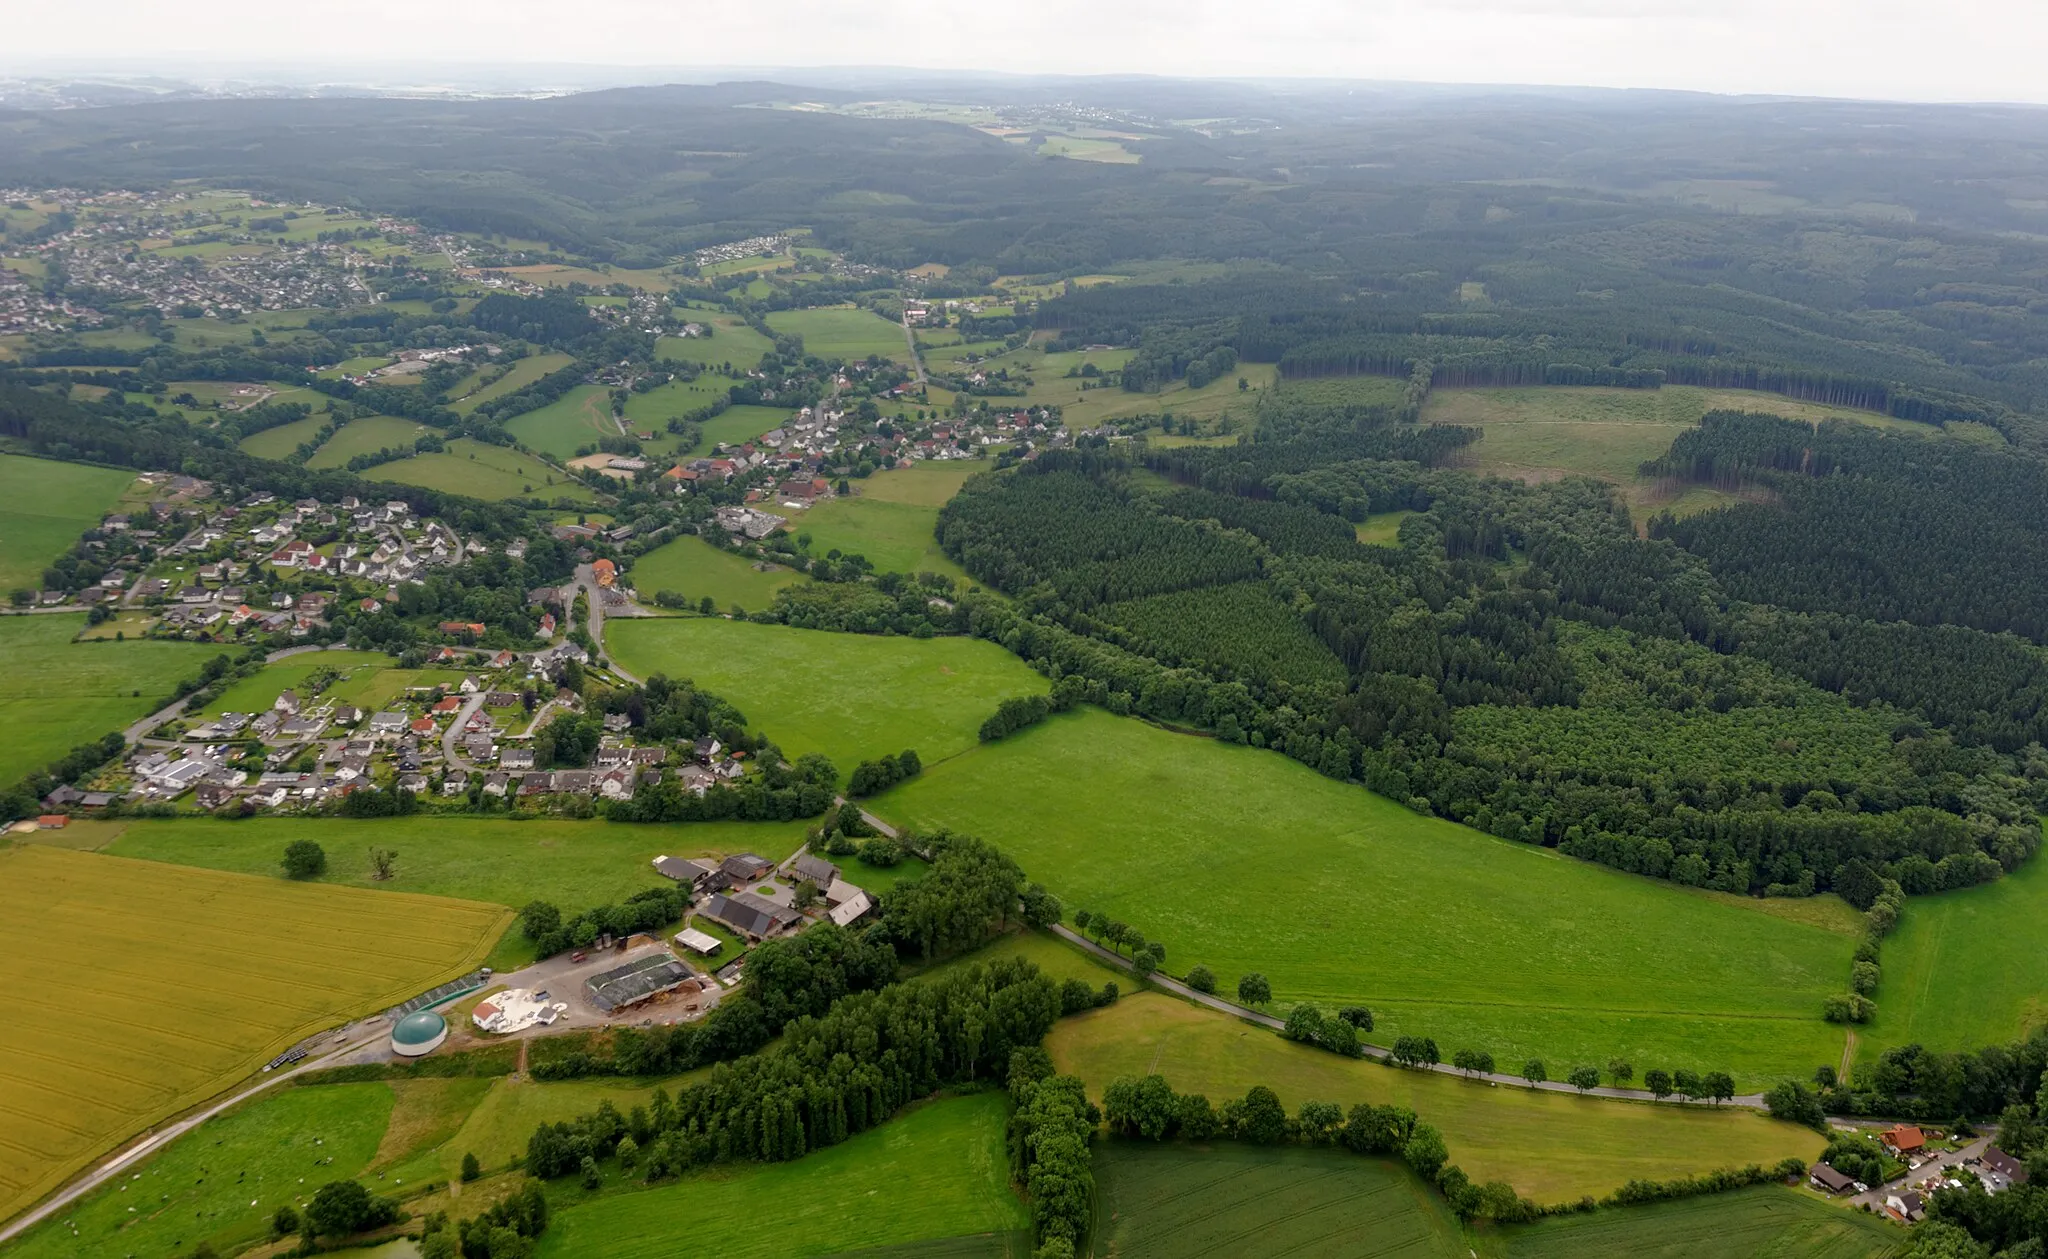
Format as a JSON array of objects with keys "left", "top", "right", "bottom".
[{"left": 8, "top": 0, "right": 2048, "bottom": 107}]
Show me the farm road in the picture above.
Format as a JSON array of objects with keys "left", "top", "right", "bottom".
[{"left": 1046, "top": 924, "right": 1772, "bottom": 1111}]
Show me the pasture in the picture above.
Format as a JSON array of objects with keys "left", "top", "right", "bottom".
[
  {"left": 698, "top": 404, "right": 795, "bottom": 448},
  {"left": 659, "top": 318, "right": 776, "bottom": 371},
  {"left": 194, "top": 649, "right": 403, "bottom": 718},
  {"left": 369, "top": 438, "right": 594, "bottom": 502},
  {"left": 765, "top": 306, "right": 910, "bottom": 362},
  {"left": 1089, "top": 1140, "right": 1461, "bottom": 1259},
  {"left": 1475, "top": 1185, "right": 1904, "bottom": 1258},
  {"left": 858, "top": 460, "right": 985, "bottom": 507},
  {"left": 1419, "top": 385, "right": 1928, "bottom": 514},
  {"left": 783, "top": 494, "right": 970, "bottom": 582},
  {"left": 0, "top": 453, "right": 134, "bottom": 593},
  {"left": 620, "top": 374, "right": 731, "bottom": 427},
  {"left": 504, "top": 385, "right": 616, "bottom": 459},
  {"left": 1047, "top": 993, "right": 1827, "bottom": 1203},
  {"left": 1859, "top": 849, "right": 2048, "bottom": 1066},
  {"left": 875, "top": 707, "right": 1858, "bottom": 1085},
  {"left": 0, "top": 845, "right": 507, "bottom": 1224},
  {"left": 538, "top": 1094, "right": 1028, "bottom": 1259},
  {"left": 306, "top": 416, "right": 432, "bottom": 469},
  {"left": 627, "top": 536, "right": 806, "bottom": 608},
  {"left": 0, "top": 615, "right": 215, "bottom": 784},
  {"left": 49, "top": 814, "right": 811, "bottom": 964},
  {"left": 449, "top": 352, "right": 576, "bottom": 414},
  {"left": 5, "top": 1080, "right": 394, "bottom": 1259},
  {"left": 237, "top": 412, "right": 330, "bottom": 459},
  {"left": 604, "top": 618, "right": 1049, "bottom": 776}
]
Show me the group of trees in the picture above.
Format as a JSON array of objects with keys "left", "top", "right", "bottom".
[
  {"left": 516, "top": 885, "right": 693, "bottom": 958},
  {"left": 846, "top": 748, "right": 921, "bottom": 797},
  {"left": 1008, "top": 1050, "right": 1095, "bottom": 1259}
]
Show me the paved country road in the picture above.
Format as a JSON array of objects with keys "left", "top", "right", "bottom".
[{"left": 1047, "top": 924, "right": 1772, "bottom": 1111}]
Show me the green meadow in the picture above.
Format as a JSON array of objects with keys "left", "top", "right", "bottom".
[
  {"left": 695, "top": 404, "right": 792, "bottom": 449},
  {"left": 1048, "top": 993, "right": 1827, "bottom": 1204},
  {"left": 237, "top": 412, "right": 330, "bottom": 459},
  {"left": 505, "top": 385, "right": 616, "bottom": 459},
  {"left": 449, "top": 352, "right": 575, "bottom": 414},
  {"left": 539, "top": 1094, "right": 1027, "bottom": 1259},
  {"left": 1476, "top": 1185, "right": 1904, "bottom": 1258},
  {"left": 306, "top": 416, "right": 432, "bottom": 469},
  {"left": 783, "top": 494, "right": 970, "bottom": 582},
  {"left": 1859, "top": 850, "right": 2048, "bottom": 1066},
  {"left": 198, "top": 649, "right": 403, "bottom": 717},
  {"left": 659, "top": 316, "right": 776, "bottom": 370},
  {"left": 369, "top": 438, "right": 594, "bottom": 502},
  {"left": 0, "top": 454, "right": 134, "bottom": 593},
  {"left": 859, "top": 460, "right": 985, "bottom": 507},
  {"left": 627, "top": 536, "right": 807, "bottom": 609},
  {"left": 604, "top": 618, "right": 1048, "bottom": 775},
  {"left": 877, "top": 707, "right": 1859, "bottom": 1086},
  {"left": 766, "top": 306, "right": 911, "bottom": 362},
  {"left": 620, "top": 374, "right": 731, "bottom": 427},
  {"left": 0, "top": 615, "right": 216, "bottom": 783},
  {"left": 1089, "top": 1140, "right": 1461, "bottom": 1259},
  {"left": 5, "top": 1081, "right": 393, "bottom": 1259}
]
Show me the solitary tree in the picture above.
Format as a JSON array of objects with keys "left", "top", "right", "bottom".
[
  {"left": 1522, "top": 1059, "right": 1548, "bottom": 1088},
  {"left": 1337, "top": 1006, "right": 1374, "bottom": 1032},
  {"left": 282, "top": 839, "right": 326, "bottom": 880},
  {"left": 368, "top": 847, "right": 398, "bottom": 881},
  {"left": 792, "top": 881, "right": 822, "bottom": 911},
  {"left": 1568, "top": 1066, "right": 1601, "bottom": 1093},
  {"left": 1237, "top": 973, "right": 1272, "bottom": 1007},
  {"left": 1185, "top": 965, "right": 1216, "bottom": 994},
  {"left": 460, "top": 1152, "right": 481, "bottom": 1183}
]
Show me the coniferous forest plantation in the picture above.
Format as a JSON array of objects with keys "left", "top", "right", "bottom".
[{"left": 3, "top": 68, "right": 2048, "bottom": 1259}]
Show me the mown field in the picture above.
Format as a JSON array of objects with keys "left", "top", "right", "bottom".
[
  {"left": 0, "top": 453, "right": 133, "bottom": 593},
  {"left": 1859, "top": 847, "right": 2048, "bottom": 1066},
  {"left": 604, "top": 618, "right": 1049, "bottom": 776},
  {"left": 504, "top": 385, "right": 616, "bottom": 459},
  {"left": 305, "top": 415, "right": 432, "bottom": 469},
  {"left": 1047, "top": 993, "right": 1827, "bottom": 1204},
  {"left": 765, "top": 306, "right": 911, "bottom": 361},
  {"left": 1475, "top": 1185, "right": 1904, "bottom": 1258},
  {"left": 782, "top": 494, "right": 971, "bottom": 582},
  {"left": 369, "top": 438, "right": 594, "bottom": 502},
  {"left": 0, "top": 614, "right": 216, "bottom": 783},
  {"left": 538, "top": 1093, "right": 1028, "bottom": 1259},
  {"left": 237, "top": 412, "right": 329, "bottom": 459},
  {"left": 861, "top": 460, "right": 985, "bottom": 507},
  {"left": 658, "top": 316, "right": 776, "bottom": 371},
  {"left": 0, "top": 845, "right": 508, "bottom": 1224},
  {"left": 6, "top": 1080, "right": 395, "bottom": 1259},
  {"left": 449, "top": 352, "right": 576, "bottom": 414},
  {"left": 627, "top": 536, "right": 806, "bottom": 609},
  {"left": 877, "top": 707, "right": 1858, "bottom": 1086},
  {"left": 196, "top": 648, "right": 402, "bottom": 717},
  {"left": 45, "top": 814, "right": 811, "bottom": 965},
  {"left": 697, "top": 403, "right": 794, "bottom": 448},
  {"left": 620, "top": 374, "right": 730, "bottom": 428},
  {"left": 1089, "top": 1140, "right": 1461, "bottom": 1259}
]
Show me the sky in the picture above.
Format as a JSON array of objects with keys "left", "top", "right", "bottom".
[{"left": 9, "top": 0, "right": 2048, "bottom": 105}]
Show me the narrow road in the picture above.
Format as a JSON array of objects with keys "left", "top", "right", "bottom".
[
  {"left": 574, "top": 563, "right": 640, "bottom": 683},
  {"left": 441, "top": 691, "right": 486, "bottom": 774},
  {"left": 899, "top": 309, "right": 929, "bottom": 386},
  {"left": 834, "top": 796, "right": 898, "bottom": 839},
  {"left": 1047, "top": 924, "right": 1770, "bottom": 1110}
]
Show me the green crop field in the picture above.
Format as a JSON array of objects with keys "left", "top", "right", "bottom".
[
  {"left": 306, "top": 415, "right": 433, "bottom": 469},
  {"left": 237, "top": 412, "right": 330, "bottom": 459},
  {"left": 369, "top": 438, "right": 594, "bottom": 502},
  {"left": 659, "top": 319, "right": 776, "bottom": 371},
  {"left": 0, "top": 845, "right": 507, "bottom": 1224},
  {"left": 605, "top": 618, "right": 1049, "bottom": 777},
  {"left": 0, "top": 615, "right": 216, "bottom": 784},
  {"left": 0, "top": 453, "right": 134, "bottom": 593},
  {"left": 539, "top": 1094, "right": 1028, "bottom": 1259},
  {"left": 450, "top": 352, "right": 576, "bottom": 414},
  {"left": 698, "top": 404, "right": 795, "bottom": 449},
  {"left": 505, "top": 385, "right": 617, "bottom": 459},
  {"left": 876, "top": 707, "right": 1859, "bottom": 1086},
  {"left": 1089, "top": 1140, "right": 1462, "bottom": 1259},
  {"left": 48, "top": 814, "right": 810, "bottom": 965},
  {"left": 627, "top": 536, "right": 807, "bottom": 608},
  {"left": 859, "top": 461, "right": 985, "bottom": 507},
  {"left": 1858, "top": 849, "right": 2048, "bottom": 1067},
  {"left": 1048, "top": 992, "right": 1827, "bottom": 1204},
  {"left": 1476, "top": 1186, "right": 1905, "bottom": 1258},
  {"left": 6, "top": 1080, "right": 395, "bottom": 1259},
  {"left": 766, "top": 306, "right": 911, "bottom": 361},
  {"left": 783, "top": 495, "right": 971, "bottom": 582}
]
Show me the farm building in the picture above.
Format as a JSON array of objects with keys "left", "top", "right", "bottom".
[
  {"left": 790, "top": 853, "right": 840, "bottom": 886},
  {"left": 390, "top": 1011, "right": 448, "bottom": 1058},
  {"left": 652, "top": 855, "right": 716, "bottom": 886},
  {"left": 471, "top": 988, "right": 565, "bottom": 1034},
  {"left": 584, "top": 952, "right": 696, "bottom": 1013},
  {"left": 700, "top": 891, "right": 800, "bottom": 941},
  {"left": 673, "top": 926, "right": 723, "bottom": 955},
  {"left": 718, "top": 853, "right": 775, "bottom": 884},
  {"left": 1808, "top": 1164, "right": 1857, "bottom": 1194},
  {"left": 827, "top": 885, "right": 873, "bottom": 928}
]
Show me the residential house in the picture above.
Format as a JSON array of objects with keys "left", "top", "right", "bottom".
[
  {"left": 481, "top": 772, "right": 512, "bottom": 797},
  {"left": 1882, "top": 1126, "right": 1928, "bottom": 1157},
  {"left": 501, "top": 748, "right": 537, "bottom": 771},
  {"left": 1983, "top": 1148, "right": 2030, "bottom": 1188},
  {"left": 368, "top": 711, "right": 408, "bottom": 738},
  {"left": 1886, "top": 1191, "right": 1927, "bottom": 1222},
  {"left": 1808, "top": 1164, "right": 1857, "bottom": 1195}
]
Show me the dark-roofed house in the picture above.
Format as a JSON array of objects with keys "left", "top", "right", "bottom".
[
  {"left": 790, "top": 853, "right": 840, "bottom": 887},
  {"left": 719, "top": 853, "right": 774, "bottom": 884},
  {"left": 652, "top": 855, "right": 716, "bottom": 886},
  {"left": 700, "top": 891, "right": 800, "bottom": 941},
  {"left": 1885, "top": 1190, "right": 1927, "bottom": 1222},
  {"left": 1809, "top": 1164, "right": 1857, "bottom": 1195},
  {"left": 1984, "top": 1148, "right": 2030, "bottom": 1185},
  {"left": 583, "top": 952, "right": 697, "bottom": 1014}
]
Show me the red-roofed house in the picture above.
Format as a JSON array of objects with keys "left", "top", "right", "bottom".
[
  {"left": 431, "top": 696, "right": 463, "bottom": 714},
  {"left": 410, "top": 717, "right": 437, "bottom": 735},
  {"left": 1881, "top": 1125, "right": 1927, "bottom": 1156}
]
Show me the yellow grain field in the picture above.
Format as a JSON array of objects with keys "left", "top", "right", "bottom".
[{"left": 0, "top": 844, "right": 510, "bottom": 1221}]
